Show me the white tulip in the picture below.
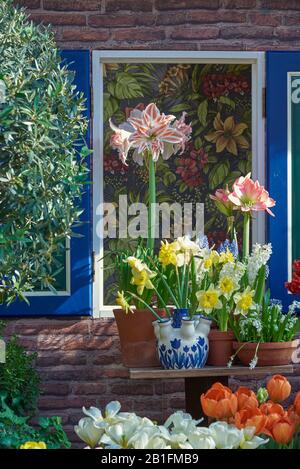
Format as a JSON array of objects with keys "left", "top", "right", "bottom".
[
  {"left": 0, "top": 80, "right": 6, "bottom": 104},
  {"left": 74, "top": 417, "right": 104, "bottom": 448},
  {"left": 209, "top": 421, "right": 244, "bottom": 449},
  {"left": 240, "top": 427, "right": 269, "bottom": 449},
  {"left": 188, "top": 428, "right": 216, "bottom": 449},
  {"left": 164, "top": 411, "right": 202, "bottom": 435}
]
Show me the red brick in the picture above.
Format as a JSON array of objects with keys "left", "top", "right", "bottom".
[
  {"left": 220, "top": 25, "right": 274, "bottom": 39},
  {"left": 72, "top": 382, "right": 107, "bottom": 395},
  {"left": 41, "top": 382, "right": 70, "bottom": 396},
  {"left": 170, "top": 27, "right": 219, "bottom": 40},
  {"left": 187, "top": 10, "right": 247, "bottom": 23},
  {"left": 276, "top": 27, "right": 300, "bottom": 40},
  {"left": 106, "top": 0, "right": 153, "bottom": 11},
  {"left": 30, "top": 13, "right": 86, "bottom": 26},
  {"left": 38, "top": 396, "right": 96, "bottom": 410},
  {"left": 62, "top": 28, "right": 111, "bottom": 42},
  {"left": 168, "top": 396, "right": 185, "bottom": 409},
  {"left": 112, "top": 28, "right": 165, "bottom": 41},
  {"left": 15, "top": 0, "right": 40, "bottom": 8},
  {"left": 63, "top": 335, "right": 114, "bottom": 350},
  {"left": 44, "top": 0, "right": 102, "bottom": 10},
  {"left": 101, "top": 368, "right": 129, "bottom": 378},
  {"left": 249, "top": 12, "right": 282, "bottom": 27},
  {"left": 285, "top": 14, "right": 300, "bottom": 26},
  {"left": 261, "top": 0, "right": 300, "bottom": 9},
  {"left": 88, "top": 13, "right": 155, "bottom": 27},
  {"left": 37, "top": 352, "right": 87, "bottom": 366},
  {"left": 156, "top": 12, "right": 187, "bottom": 25},
  {"left": 92, "top": 319, "right": 117, "bottom": 336},
  {"left": 155, "top": 380, "right": 185, "bottom": 395},
  {"left": 156, "top": 0, "right": 219, "bottom": 10},
  {"left": 110, "top": 382, "right": 154, "bottom": 396},
  {"left": 92, "top": 353, "right": 121, "bottom": 365},
  {"left": 223, "top": 0, "right": 255, "bottom": 7}
]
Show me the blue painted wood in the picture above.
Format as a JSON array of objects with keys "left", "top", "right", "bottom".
[
  {"left": 0, "top": 50, "right": 92, "bottom": 317},
  {"left": 267, "top": 51, "right": 300, "bottom": 310}
]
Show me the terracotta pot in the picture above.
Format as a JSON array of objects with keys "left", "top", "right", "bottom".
[
  {"left": 233, "top": 340, "right": 299, "bottom": 366},
  {"left": 113, "top": 308, "right": 166, "bottom": 368},
  {"left": 207, "top": 329, "right": 235, "bottom": 366}
]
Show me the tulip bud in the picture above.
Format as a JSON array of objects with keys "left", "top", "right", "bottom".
[{"left": 257, "top": 387, "right": 269, "bottom": 404}]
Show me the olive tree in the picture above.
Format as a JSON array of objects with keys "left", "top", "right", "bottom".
[{"left": 0, "top": 0, "right": 89, "bottom": 304}]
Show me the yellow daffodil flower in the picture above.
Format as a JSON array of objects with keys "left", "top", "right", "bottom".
[
  {"left": 20, "top": 441, "right": 47, "bottom": 449},
  {"left": 116, "top": 291, "right": 134, "bottom": 314},
  {"left": 125, "top": 256, "right": 145, "bottom": 272},
  {"left": 219, "top": 276, "right": 238, "bottom": 299},
  {"left": 158, "top": 240, "right": 178, "bottom": 267},
  {"left": 130, "top": 266, "right": 156, "bottom": 296},
  {"left": 219, "top": 249, "right": 235, "bottom": 264},
  {"left": 196, "top": 286, "right": 222, "bottom": 313},
  {"left": 233, "top": 287, "right": 256, "bottom": 316}
]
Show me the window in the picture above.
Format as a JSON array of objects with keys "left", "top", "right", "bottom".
[{"left": 92, "top": 51, "right": 265, "bottom": 318}]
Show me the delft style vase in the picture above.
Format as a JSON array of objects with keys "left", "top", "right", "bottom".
[{"left": 153, "top": 309, "right": 211, "bottom": 370}]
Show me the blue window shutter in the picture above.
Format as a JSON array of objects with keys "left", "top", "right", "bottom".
[
  {"left": 267, "top": 51, "right": 300, "bottom": 310},
  {"left": 0, "top": 50, "right": 92, "bottom": 317}
]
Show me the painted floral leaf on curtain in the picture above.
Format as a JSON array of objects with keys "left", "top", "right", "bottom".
[{"left": 103, "top": 63, "right": 252, "bottom": 305}]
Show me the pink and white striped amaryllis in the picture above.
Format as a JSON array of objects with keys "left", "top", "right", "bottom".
[
  {"left": 228, "top": 173, "right": 276, "bottom": 216},
  {"left": 109, "top": 103, "right": 191, "bottom": 165}
]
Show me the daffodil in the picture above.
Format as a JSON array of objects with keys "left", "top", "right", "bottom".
[
  {"left": 125, "top": 256, "right": 145, "bottom": 272},
  {"left": 196, "top": 286, "right": 222, "bottom": 313},
  {"left": 233, "top": 287, "right": 256, "bottom": 316},
  {"left": 19, "top": 441, "right": 47, "bottom": 449},
  {"left": 116, "top": 291, "right": 134, "bottom": 314},
  {"left": 219, "top": 276, "right": 239, "bottom": 299},
  {"left": 130, "top": 266, "right": 156, "bottom": 295},
  {"left": 219, "top": 249, "right": 235, "bottom": 264},
  {"left": 203, "top": 250, "right": 220, "bottom": 270},
  {"left": 158, "top": 240, "right": 178, "bottom": 266}
]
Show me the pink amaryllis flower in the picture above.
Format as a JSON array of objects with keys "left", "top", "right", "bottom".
[
  {"left": 228, "top": 173, "right": 276, "bottom": 216},
  {"left": 109, "top": 103, "right": 191, "bottom": 165},
  {"left": 210, "top": 186, "right": 235, "bottom": 217}
]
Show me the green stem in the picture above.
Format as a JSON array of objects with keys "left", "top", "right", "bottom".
[
  {"left": 242, "top": 213, "right": 250, "bottom": 260},
  {"left": 147, "top": 155, "right": 156, "bottom": 254}
]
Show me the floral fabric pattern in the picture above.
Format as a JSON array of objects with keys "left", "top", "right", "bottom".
[{"left": 103, "top": 63, "right": 252, "bottom": 304}]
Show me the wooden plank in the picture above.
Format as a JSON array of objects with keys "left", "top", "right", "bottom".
[{"left": 129, "top": 365, "right": 294, "bottom": 379}]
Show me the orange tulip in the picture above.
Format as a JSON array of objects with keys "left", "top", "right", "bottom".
[
  {"left": 266, "top": 375, "right": 291, "bottom": 403},
  {"left": 287, "top": 404, "right": 300, "bottom": 426},
  {"left": 294, "top": 391, "right": 300, "bottom": 416},
  {"left": 235, "top": 407, "right": 267, "bottom": 435},
  {"left": 268, "top": 416, "right": 295, "bottom": 445},
  {"left": 200, "top": 382, "right": 238, "bottom": 420},
  {"left": 235, "top": 386, "right": 258, "bottom": 411},
  {"left": 260, "top": 402, "right": 286, "bottom": 435}
]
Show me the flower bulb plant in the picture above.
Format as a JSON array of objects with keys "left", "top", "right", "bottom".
[
  {"left": 109, "top": 102, "right": 191, "bottom": 253},
  {"left": 75, "top": 401, "right": 267, "bottom": 450},
  {"left": 200, "top": 375, "right": 300, "bottom": 449}
]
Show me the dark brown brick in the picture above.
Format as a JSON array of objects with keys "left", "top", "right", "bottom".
[
  {"left": 285, "top": 14, "right": 300, "bottom": 26},
  {"left": 30, "top": 13, "right": 86, "bottom": 26},
  {"left": 261, "top": 0, "right": 300, "bottom": 9},
  {"left": 187, "top": 10, "right": 247, "bottom": 23},
  {"left": 220, "top": 25, "right": 274, "bottom": 39},
  {"left": 112, "top": 28, "right": 165, "bottom": 41},
  {"left": 276, "top": 27, "right": 300, "bottom": 40},
  {"left": 41, "top": 382, "right": 70, "bottom": 396},
  {"left": 223, "top": 0, "right": 255, "bottom": 7},
  {"left": 72, "top": 382, "right": 107, "bottom": 395},
  {"left": 15, "top": 0, "right": 41, "bottom": 8},
  {"left": 44, "top": 0, "right": 102, "bottom": 10},
  {"left": 106, "top": 0, "right": 153, "bottom": 11},
  {"left": 170, "top": 27, "right": 219, "bottom": 40},
  {"left": 249, "top": 12, "right": 282, "bottom": 27},
  {"left": 156, "top": 0, "right": 219, "bottom": 10}
]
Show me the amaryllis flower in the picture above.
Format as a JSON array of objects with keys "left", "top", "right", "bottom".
[
  {"left": 210, "top": 186, "right": 235, "bottom": 217},
  {"left": 228, "top": 173, "right": 276, "bottom": 216},
  {"left": 109, "top": 103, "right": 191, "bottom": 165}
]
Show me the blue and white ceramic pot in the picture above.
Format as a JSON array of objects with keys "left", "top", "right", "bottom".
[{"left": 153, "top": 310, "right": 211, "bottom": 370}]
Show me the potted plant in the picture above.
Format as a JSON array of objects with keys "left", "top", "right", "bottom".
[
  {"left": 229, "top": 293, "right": 300, "bottom": 367},
  {"left": 201, "top": 173, "right": 276, "bottom": 365},
  {"left": 109, "top": 103, "right": 191, "bottom": 367}
]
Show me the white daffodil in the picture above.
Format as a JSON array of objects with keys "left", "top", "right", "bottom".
[
  {"left": 209, "top": 421, "right": 244, "bottom": 449},
  {"left": 74, "top": 417, "right": 105, "bottom": 448},
  {"left": 240, "top": 427, "right": 269, "bottom": 449},
  {"left": 188, "top": 428, "right": 216, "bottom": 449},
  {"left": 0, "top": 80, "right": 6, "bottom": 104}
]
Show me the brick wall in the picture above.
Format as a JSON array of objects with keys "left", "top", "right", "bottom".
[
  {"left": 15, "top": 0, "right": 300, "bottom": 51},
  {"left": 8, "top": 0, "right": 300, "bottom": 447}
]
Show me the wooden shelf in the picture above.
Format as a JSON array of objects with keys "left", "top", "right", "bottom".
[{"left": 129, "top": 364, "right": 295, "bottom": 379}]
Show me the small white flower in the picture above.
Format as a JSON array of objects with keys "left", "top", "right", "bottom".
[
  {"left": 74, "top": 417, "right": 104, "bottom": 448},
  {"left": 240, "top": 427, "right": 269, "bottom": 449},
  {"left": 209, "top": 421, "right": 244, "bottom": 449},
  {"left": 0, "top": 80, "right": 6, "bottom": 104}
]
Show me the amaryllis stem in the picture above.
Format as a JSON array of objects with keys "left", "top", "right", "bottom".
[
  {"left": 147, "top": 155, "right": 156, "bottom": 253},
  {"left": 242, "top": 213, "right": 250, "bottom": 259}
]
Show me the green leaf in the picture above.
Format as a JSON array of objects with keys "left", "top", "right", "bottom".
[
  {"left": 169, "top": 103, "right": 191, "bottom": 113},
  {"left": 208, "top": 161, "right": 229, "bottom": 189},
  {"left": 194, "top": 136, "right": 203, "bottom": 150},
  {"left": 219, "top": 96, "right": 236, "bottom": 109},
  {"left": 103, "top": 93, "right": 119, "bottom": 122},
  {"left": 197, "top": 100, "right": 208, "bottom": 126},
  {"left": 113, "top": 72, "right": 144, "bottom": 100}
]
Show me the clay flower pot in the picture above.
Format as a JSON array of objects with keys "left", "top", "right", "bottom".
[
  {"left": 207, "top": 329, "right": 235, "bottom": 366},
  {"left": 233, "top": 340, "right": 299, "bottom": 366},
  {"left": 113, "top": 308, "right": 166, "bottom": 368}
]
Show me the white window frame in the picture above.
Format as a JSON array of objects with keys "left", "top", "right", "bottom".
[{"left": 92, "top": 50, "right": 265, "bottom": 318}]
